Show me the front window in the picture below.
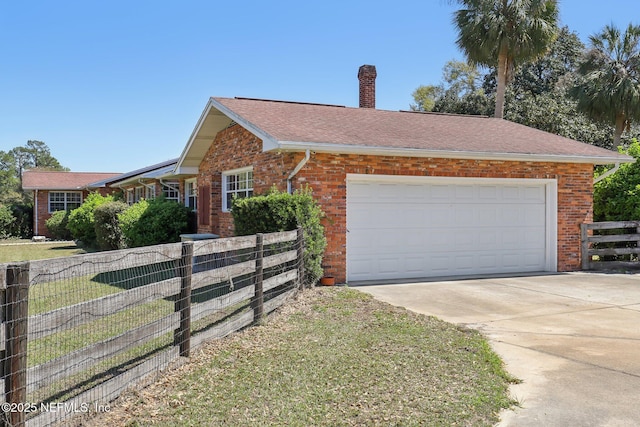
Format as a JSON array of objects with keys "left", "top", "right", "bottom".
[
  {"left": 185, "top": 179, "right": 197, "bottom": 210},
  {"left": 48, "top": 192, "right": 82, "bottom": 213},
  {"left": 134, "top": 187, "right": 144, "bottom": 202},
  {"left": 223, "top": 168, "right": 253, "bottom": 211},
  {"left": 162, "top": 181, "right": 180, "bottom": 202},
  {"left": 145, "top": 184, "right": 156, "bottom": 200},
  {"left": 126, "top": 189, "right": 134, "bottom": 205}
]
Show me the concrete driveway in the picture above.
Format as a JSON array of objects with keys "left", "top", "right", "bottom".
[{"left": 356, "top": 272, "right": 640, "bottom": 427}]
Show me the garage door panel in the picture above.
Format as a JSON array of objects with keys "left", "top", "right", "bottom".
[{"left": 347, "top": 177, "right": 553, "bottom": 281}]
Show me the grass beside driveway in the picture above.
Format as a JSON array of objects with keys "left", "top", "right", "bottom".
[
  {"left": 85, "top": 286, "right": 518, "bottom": 427},
  {"left": 0, "top": 240, "right": 86, "bottom": 263}
]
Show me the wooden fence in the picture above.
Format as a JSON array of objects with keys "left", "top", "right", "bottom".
[
  {"left": 581, "top": 221, "right": 640, "bottom": 270},
  {"left": 0, "top": 229, "right": 303, "bottom": 427}
]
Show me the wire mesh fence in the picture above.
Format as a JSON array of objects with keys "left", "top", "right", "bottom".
[{"left": 0, "top": 229, "right": 303, "bottom": 427}]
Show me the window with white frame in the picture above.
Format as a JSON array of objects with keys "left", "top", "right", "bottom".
[
  {"left": 48, "top": 191, "right": 82, "bottom": 213},
  {"left": 185, "top": 179, "right": 197, "bottom": 210},
  {"left": 223, "top": 168, "right": 253, "bottom": 211},
  {"left": 162, "top": 181, "right": 180, "bottom": 202},
  {"left": 145, "top": 184, "right": 156, "bottom": 200},
  {"left": 126, "top": 189, "right": 134, "bottom": 205},
  {"left": 134, "top": 187, "right": 144, "bottom": 202}
]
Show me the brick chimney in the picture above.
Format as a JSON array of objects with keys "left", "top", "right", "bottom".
[{"left": 358, "top": 65, "right": 377, "bottom": 108}]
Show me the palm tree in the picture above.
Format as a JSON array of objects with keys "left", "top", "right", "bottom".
[
  {"left": 571, "top": 24, "right": 640, "bottom": 146},
  {"left": 453, "top": 0, "right": 559, "bottom": 118}
]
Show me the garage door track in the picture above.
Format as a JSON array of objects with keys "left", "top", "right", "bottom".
[{"left": 358, "top": 272, "right": 640, "bottom": 426}]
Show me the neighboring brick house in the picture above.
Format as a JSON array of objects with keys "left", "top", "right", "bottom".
[
  {"left": 22, "top": 171, "right": 121, "bottom": 237},
  {"left": 22, "top": 159, "right": 198, "bottom": 238},
  {"left": 99, "top": 158, "right": 196, "bottom": 210},
  {"left": 174, "top": 65, "right": 633, "bottom": 284}
]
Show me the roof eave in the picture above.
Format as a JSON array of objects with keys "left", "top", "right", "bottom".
[
  {"left": 175, "top": 98, "right": 279, "bottom": 173},
  {"left": 274, "top": 141, "right": 634, "bottom": 165}
]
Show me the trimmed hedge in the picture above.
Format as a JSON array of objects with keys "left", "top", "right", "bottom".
[{"left": 232, "top": 186, "right": 327, "bottom": 286}]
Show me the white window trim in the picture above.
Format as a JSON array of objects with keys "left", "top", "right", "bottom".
[
  {"left": 145, "top": 184, "right": 156, "bottom": 200},
  {"left": 134, "top": 186, "right": 144, "bottom": 202},
  {"left": 48, "top": 191, "right": 83, "bottom": 213},
  {"left": 162, "top": 181, "right": 181, "bottom": 202},
  {"left": 222, "top": 166, "right": 253, "bottom": 212},
  {"left": 185, "top": 178, "right": 197, "bottom": 210},
  {"left": 126, "top": 189, "right": 134, "bottom": 205}
]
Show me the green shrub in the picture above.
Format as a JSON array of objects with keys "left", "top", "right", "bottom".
[
  {"left": 594, "top": 139, "right": 640, "bottom": 221},
  {"left": 10, "top": 204, "right": 33, "bottom": 238},
  {"left": 0, "top": 205, "right": 16, "bottom": 239},
  {"left": 94, "top": 201, "right": 128, "bottom": 250},
  {"left": 45, "top": 210, "right": 73, "bottom": 240},
  {"left": 120, "top": 197, "right": 190, "bottom": 248},
  {"left": 119, "top": 199, "right": 149, "bottom": 247},
  {"left": 67, "top": 193, "right": 114, "bottom": 246},
  {"left": 232, "top": 186, "right": 327, "bottom": 286}
]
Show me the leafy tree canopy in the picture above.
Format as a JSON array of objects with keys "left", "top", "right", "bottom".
[
  {"left": 570, "top": 23, "right": 640, "bottom": 146},
  {"left": 0, "top": 140, "right": 68, "bottom": 205},
  {"left": 411, "top": 26, "right": 640, "bottom": 150}
]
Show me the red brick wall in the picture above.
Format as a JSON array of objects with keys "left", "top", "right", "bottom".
[
  {"left": 197, "top": 125, "right": 594, "bottom": 283},
  {"left": 197, "top": 124, "right": 293, "bottom": 236}
]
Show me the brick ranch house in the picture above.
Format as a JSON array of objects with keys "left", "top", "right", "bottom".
[
  {"left": 22, "top": 171, "right": 121, "bottom": 237},
  {"left": 174, "top": 65, "right": 632, "bottom": 284},
  {"left": 23, "top": 159, "right": 197, "bottom": 238}
]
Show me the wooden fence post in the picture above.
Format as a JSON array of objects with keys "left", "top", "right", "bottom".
[
  {"left": 175, "top": 242, "right": 193, "bottom": 357},
  {"left": 4, "top": 263, "right": 29, "bottom": 427},
  {"left": 253, "top": 234, "right": 264, "bottom": 324},
  {"left": 296, "top": 227, "right": 305, "bottom": 289}
]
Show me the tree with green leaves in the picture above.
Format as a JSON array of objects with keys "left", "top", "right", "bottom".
[
  {"left": 0, "top": 140, "right": 67, "bottom": 204},
  {"left": 452, "top": 0, "right": 559, "bottom": 118},
  {"left": 570, "top": 23, "right": 640, "bottom": 146},
  {"left": 411, "top": 60, "right": 491, "bottom": 115}
]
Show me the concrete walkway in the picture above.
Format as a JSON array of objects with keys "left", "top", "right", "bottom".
[{"left": 357, "top": 272, "right": 640, "bottom": 427}]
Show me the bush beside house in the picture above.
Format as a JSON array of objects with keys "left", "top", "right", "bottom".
[
  {"left": 594, "top": 139, "right": 640, "bottom": 221},
  {"left": 45, "top": 210, "right": 73, "bottom": 241},
  {"left": 94, "top": 201, "right": 128, "bottom": 250},
  {"left": 120, "top": 197, "right": 191, "bottom": 248},
  {"left": 232, "top": 187, "right": 327, "bottom": 286},
  {"left": 67, "top": 193, "right": 114, "bottom": 247}
]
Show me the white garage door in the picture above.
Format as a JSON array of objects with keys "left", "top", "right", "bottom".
[{"left": 346, "top": 175, "right": 557, "bottom": 282}]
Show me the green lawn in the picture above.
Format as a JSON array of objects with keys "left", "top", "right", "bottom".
[
  {"left": 0, "top": 241, "right": 86, "bottom": 263},
  {"left": 85, "top": 287, "right": 518, "bottom": 427}
]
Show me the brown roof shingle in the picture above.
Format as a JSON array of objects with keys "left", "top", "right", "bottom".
[
  {"left": 213, "top": 97, "right": 630, "bottom": 163},
  {"left": 22, "top": 171, "right": 121, "bottom": 190}
]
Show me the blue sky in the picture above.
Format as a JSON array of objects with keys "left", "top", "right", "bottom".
[{"left": 1, "top": 0, "right": 638, "bottom": 172}]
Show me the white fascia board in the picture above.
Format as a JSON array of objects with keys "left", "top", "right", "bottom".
[
  {"left": 275, "top": 141, "right": 633, "bottom": 165},
  {"left": 175, "top": 100, "right": 215, "bottom": 171},
  {"left": 173, "top": 166, "right": 199, "bottom": 175}
]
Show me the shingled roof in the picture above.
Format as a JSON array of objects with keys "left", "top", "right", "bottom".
[
  {"left": 176, "top": 97, "right": 632, "bottom": 173},
  {"left": 22, "top": 171, "right": 121, "bottom": 190}
]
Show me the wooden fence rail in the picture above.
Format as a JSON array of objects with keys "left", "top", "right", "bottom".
[
  {"left": 0, "top": 229, "right": 303, "bottom": 427},
  {"left": 581, "top": 221, "right": 640, "bottom": 270}
]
